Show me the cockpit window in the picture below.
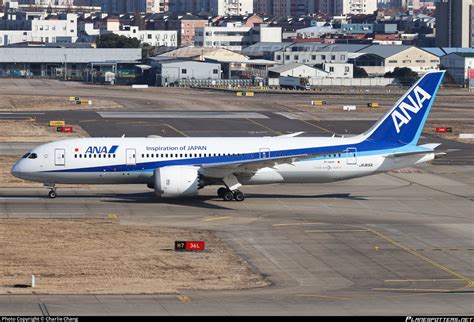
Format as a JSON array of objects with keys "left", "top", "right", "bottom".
[
  {"left": 28, "top": 153, "right": 38, "bottom": 159},
  {"left": 22, "top": 153, "right": 31, "bottom": 158}
]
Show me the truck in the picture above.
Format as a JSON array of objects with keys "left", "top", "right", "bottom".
[{"left": 279, "top": 76, "right": 311, "bottom": 90}]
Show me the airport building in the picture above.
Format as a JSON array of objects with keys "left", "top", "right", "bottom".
[
  {"left": 0, "top": 47, "right": 142, "bottom": 81},
  {"left": 268, "top": 63, "right": 329, "bottom": 78},
  {"left": 350, "top": 45, "right": 440, "bottom": 76},
  {"left": 440, "top": 52, "right": 474, "bottom": 85},
  {"left": 147, "top": 58, "right": 222, "bottom": 86}
]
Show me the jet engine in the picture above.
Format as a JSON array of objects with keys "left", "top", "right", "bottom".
[{"left": 154, "top": 166, "right": 203, "bottom": 198}]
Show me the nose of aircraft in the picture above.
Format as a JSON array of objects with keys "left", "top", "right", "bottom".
[{"left": 11, "top": 160, "right": 21, "bottom": 178}]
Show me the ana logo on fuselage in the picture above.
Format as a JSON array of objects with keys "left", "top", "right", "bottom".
[
  {"left": 85, "top": 145, "right": 119, "bottom": 154},
  {"left": 391, "top": 86, "right": 431, "bottom": 134}
]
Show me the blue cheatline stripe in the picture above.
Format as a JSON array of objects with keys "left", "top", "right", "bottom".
[{"left": 44, "top": 139, "right": 433, "bottom": 174}]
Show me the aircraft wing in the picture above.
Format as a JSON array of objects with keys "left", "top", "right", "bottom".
[{"left": 201, "top": 150, "right": 345, "bottom": 172}]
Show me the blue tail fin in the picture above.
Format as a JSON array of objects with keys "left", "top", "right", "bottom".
[{"left": 362, "top": 71, "right": 445, "bottom": 146}]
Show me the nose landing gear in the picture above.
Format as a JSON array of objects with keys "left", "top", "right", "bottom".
[{"left": 44, "top": 183, "right": 57, "bottom": 199}]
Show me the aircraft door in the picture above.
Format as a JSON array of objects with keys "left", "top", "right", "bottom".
[
  {"left": 260, "top": 148, "right": 270, "bottom": 159},
  {"left": 54, "top": 149, "right": 65, "bottom": 166},
  {"left": 126, "top": 149, "right": 136, "bottom": 166},
  {"left": 346, "top": 148, "right": 357, "bottom": 165}
]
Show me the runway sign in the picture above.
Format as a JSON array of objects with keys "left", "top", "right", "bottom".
[{"left": 175, "top": 241, "right": 205, "bottom": 252}]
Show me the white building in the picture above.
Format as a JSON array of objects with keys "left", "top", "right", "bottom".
[
  {"left": 195, "top": 23, "right": 251, "bottom": 51},
  {"left": 213, "top": 0, "right": 253, "bottom": 16},
  {"left": 320, "top": 0, "right": 377, "bottom": 16},
  {"left": 253, "top": 25, "right": 282, "bottom": 43},
  {"left": 0, "top": 13, "right": 78, "bottom": 45},
  {"left": 273, "top": 43, "right": 355, "bottom": 65},
  {"left": 146, "top": 0, "right": 169, "bottom": 13},
  {"left": 170, "top": 0, "right": 252, "bottom": 16},
  {"left": 441, "top": 52, "right": 474, "bottom": 84},
  {"left": 195, "top": 22, "right": 280, "bottom": 51},
  {"left": 111, "top": 26, "right": 177, "bottom": 47},
  {"left": 19, "top": 0, "right": 74, "bottom": 5},
  {"left": 269, "top": 61, "right": 353, "bottom": 79},
  {"left": 323, "top": 63, "right": 353, "bottom": 78},
  {"left": 269, "top": 63, "right": 329, "bottom": 78},
  {"left": 78, "top": 17, "right": 177, "bottom": 47}
]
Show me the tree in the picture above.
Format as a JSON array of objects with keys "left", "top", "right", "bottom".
[
  {"left": 353, "top": 66, "right": 368, "bottom": 78},
  {"left": 96, "top": 34, "right": 141, "bottom": 48},
  {"left": 384, "top": 67, "right": 418, "bottom": 86}
]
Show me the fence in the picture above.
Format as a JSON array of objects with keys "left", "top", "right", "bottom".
[
  {"left": 177, "top": 78, "right": 262, "bottom": 88},
  {"left": 308, "top": 77, "right": 395, "bottom": 87}
]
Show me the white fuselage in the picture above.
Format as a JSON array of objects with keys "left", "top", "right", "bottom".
[{"left": 11, "top": 136, "right": 434, "bottom": 186}]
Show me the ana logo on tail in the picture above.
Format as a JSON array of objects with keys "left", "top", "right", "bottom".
[{"left": 391, "top": 86, "right": 432, "bottom": 134}]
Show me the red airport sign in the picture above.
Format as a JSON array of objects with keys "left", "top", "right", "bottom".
[
  {"left": 175, "top": 241, "right": 205, "bottom": 252},
  {"left": 57, "top": 126, "right": 73, "bottom": 133},
  {"left": 436, "top": 127, "right": 452, "bottom": 133},
  {"left": 468, "top": 68, "right": 474, "bottom": 79}
]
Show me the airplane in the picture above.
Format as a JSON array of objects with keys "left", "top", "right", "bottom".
[{"left": 11, "top": 71, "right": 445, "bottom": 201}]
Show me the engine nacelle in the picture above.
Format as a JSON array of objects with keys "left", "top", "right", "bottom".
[{"left": 154, "top": 166, "right": 202, "bottom": 198}]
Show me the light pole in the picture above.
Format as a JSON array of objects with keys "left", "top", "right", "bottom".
[{"left": 64, "top": 54, "right": 67, "bottom": 80}]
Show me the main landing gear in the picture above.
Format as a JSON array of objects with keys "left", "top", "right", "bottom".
[
  {"left": 44, "top": 183, "right": 57, "bottom": 199},
  {"left": 217, "top": 187, "right": 245, "bottom": 202}
]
